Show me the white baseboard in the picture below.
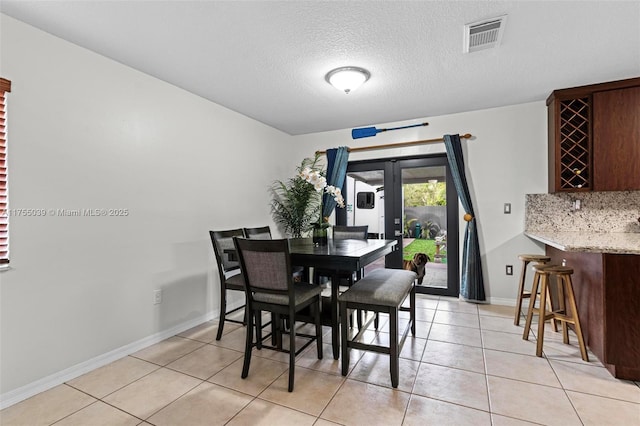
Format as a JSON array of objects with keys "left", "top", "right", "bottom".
[
  {"left": 423, "top": 294, "right": 516, "bottom": 306},
  {"left": 0, "top": 303, "right": 240, "bottom": 410},
  {"left": 487, "top": 297, "right": 516, "bottom": 306},
  {"left": 453, "top": 295, "right": 516, "bottom": 307}
]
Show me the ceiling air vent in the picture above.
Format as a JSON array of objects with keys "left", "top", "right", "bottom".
[{"left": 464, "top": 15, "right": 507, "bottom": 53}]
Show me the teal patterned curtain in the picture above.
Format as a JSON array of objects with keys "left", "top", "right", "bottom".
[
  {"left": 443, "top": 134, "right": 486, "bottom": 302},
  {"left": 322, "top": 147, "right": 349, "bottom": 219}
]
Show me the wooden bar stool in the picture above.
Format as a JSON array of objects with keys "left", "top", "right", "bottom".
[
  {"left": 522, "top": 264, "right": 589, "bottom": 361},
  {"left": 514, "top": 254, "right": 551, "bottom": 326}
]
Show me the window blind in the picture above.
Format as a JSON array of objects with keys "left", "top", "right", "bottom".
[{"left": 0, "top": 78, "right": 11, "bottom": 264}]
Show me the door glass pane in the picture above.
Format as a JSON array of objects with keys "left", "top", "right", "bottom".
[
  {"left": 401, "top": 166, "right": 448, "bottom": 290},
  {"left": 345, "top": 169, "right": 385, "bottom": 236},
  {"left": 345, "top": 169, "right": 385, "bottom": 273}
]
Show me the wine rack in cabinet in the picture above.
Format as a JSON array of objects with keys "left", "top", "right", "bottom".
[{"left": 558, "top": 97, "right": 590, "bottom": 190}]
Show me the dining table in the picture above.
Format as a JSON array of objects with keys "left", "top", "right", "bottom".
[{"left": 287, "top": 237, "right": 398, "bottom": 359}]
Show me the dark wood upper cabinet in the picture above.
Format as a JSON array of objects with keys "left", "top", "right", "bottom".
[
  {"left": 593, "top": 86, "right": 640, "bottom": 191},
  {"left": 547, "top": 77, "right": 640, "bottom": 193}
]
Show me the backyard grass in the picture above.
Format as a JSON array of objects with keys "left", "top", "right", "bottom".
[{"left": 403, "top": 238, "right": 446, "bottom": 263}]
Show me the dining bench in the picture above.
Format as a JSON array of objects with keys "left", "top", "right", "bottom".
[{"left": 338, "top": 268, "right": 416, "bottom": 388}]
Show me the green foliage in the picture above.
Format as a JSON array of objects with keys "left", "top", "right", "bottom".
[
  {"left": 270, "top": 155, "right": 324, "bottom": 238},
  {"left": 403, "top": 238, "right": 446, "bottom": 263},
  {"left": 403, "top": 239, "right": 436, "bottom": 261},
  {"left": 403, "top": 182, "right": 446, "bottom": 206},
  {"left": 404, "top": 217, "right": 417, "bottom": 235}
]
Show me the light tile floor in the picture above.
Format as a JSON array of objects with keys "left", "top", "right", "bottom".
[{"left": 3, "top": 295, "right": 639, "bottom": 425}]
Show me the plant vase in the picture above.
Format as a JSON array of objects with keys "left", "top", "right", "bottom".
[{"left": 312, "top": 224, "right": 328, "bottom": 246}]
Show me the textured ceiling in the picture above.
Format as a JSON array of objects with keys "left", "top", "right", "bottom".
[{"left": 1, "top": 1, "right": 639, "bottom": 135}]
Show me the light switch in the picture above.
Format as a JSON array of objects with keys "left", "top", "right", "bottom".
[{"left": 504, "top": 203, "right": 511, "bottom": 214}]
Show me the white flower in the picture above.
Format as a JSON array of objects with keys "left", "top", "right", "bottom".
[
  {"left": 326, "top": 185, "right": 345, "bottom": 208},
  {"left": 301, "top": 169, "right": 327, "bottom": 192},
  {"left": 300, "top": 164, "right": 345, "bottom": 209},
  {"left": 313, "top": 175, "right": 327, "bottom": 191},
  {"left": 300, "top": 167, "right": 313, "bottom": 181}
]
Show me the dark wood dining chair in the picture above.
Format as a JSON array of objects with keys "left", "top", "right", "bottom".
[
  {"left": 234, "top": 237, "right": 323, "bottom": 392},
  {"left": 315, "top": 225, "right": 369, "bottom": 282},
  {"left": 209, "top": 229, "right": 247, "bottom": 341},
  {"left": 314, "top": 225, "right": 369, "bottom": 327},
  {"left": 332, "top": 225, "right": 370, "bottom": 242}
]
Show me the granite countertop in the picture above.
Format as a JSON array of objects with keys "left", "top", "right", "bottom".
[{"left": 525, "top": 231, "right": 640, "bottom": 255}]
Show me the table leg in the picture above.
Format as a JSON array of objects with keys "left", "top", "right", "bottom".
[{"left": 331, "top": 270, "right": 340, "bottom": 360}]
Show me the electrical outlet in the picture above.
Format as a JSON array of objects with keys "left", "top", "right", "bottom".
[
  {"left": 504, "top": 203, "right": 511, "bottom": 214},
  {"left": 506, "top": 265, "right": 513, "bottom": 275},
  {"left": 154, "top": 289, "right": 162, "bottom": 305}
]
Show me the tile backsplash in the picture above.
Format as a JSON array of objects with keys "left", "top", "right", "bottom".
[{"left": 525, "top": 191, "right": 640, "bottom": 233}]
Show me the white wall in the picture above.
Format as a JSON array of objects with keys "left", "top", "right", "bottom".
[
  {"left": 1, "top": 13, "right": 551, "bottom": 406},
  {"left": 0, "top": 15, "right": 295, "bottom": 403},
  {"left": 291, "top": 103, "right": 549, "bottom": 304}
]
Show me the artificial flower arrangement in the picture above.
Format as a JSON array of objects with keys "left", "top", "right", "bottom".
[{"left": 271, "top": 154, "right": 345, "bottom": 239}]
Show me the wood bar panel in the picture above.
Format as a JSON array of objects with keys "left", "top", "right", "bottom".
[
  {"left": 604, "top": 254, "right": 640, "bottom": 369},
  {"left": 546, "top": 248, "right": 603, "bottom": 355}
]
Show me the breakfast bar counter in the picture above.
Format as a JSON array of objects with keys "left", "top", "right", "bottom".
[
  {"left": 524, "top": 231, "right": 640, "bottom": 255},
  {"left": 525, "top": 231, "right": 640, "bottom": 380}
]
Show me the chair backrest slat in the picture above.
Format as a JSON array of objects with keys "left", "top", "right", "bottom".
[
  {"left": 244, "top": 226, "right": 272, "bottom": 240},
  {"left": 210, "top": 229, "right": 244, "bottom": 273}
]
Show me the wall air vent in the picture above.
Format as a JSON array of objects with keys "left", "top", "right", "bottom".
[{"left": 464, "top": 15, "right": 507, "bottom": 53}]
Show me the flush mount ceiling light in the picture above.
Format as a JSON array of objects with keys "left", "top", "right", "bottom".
[{"left": 325, "top": 66, "right": 370, "bottom": 94}]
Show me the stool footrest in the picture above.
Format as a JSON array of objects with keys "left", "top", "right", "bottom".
[{"left": 551, "top": 312, "right": 577, "bottom": 324}]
